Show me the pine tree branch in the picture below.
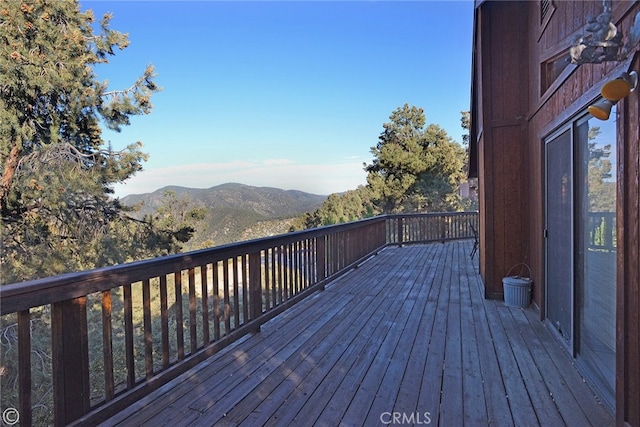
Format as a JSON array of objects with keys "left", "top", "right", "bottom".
[{"left": 102, "top": 84, "right": 138, "bottom": 99}]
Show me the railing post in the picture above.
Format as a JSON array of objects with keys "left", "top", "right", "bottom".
[
  {"left": 51, "top": 297, "right": 90, "bottom": 426},
  {"left": 18, "top": 310, "right": 32, "bottom": 427},
  {"left": 397, "top": 216, "right": 404, "bottom": 245},
  {"left": 316, "top": 237, "right": 326, "bottom": 289},
  {"left": 249, "top": 251, "right": 263, "bottom": 332},
  {"left": 382, "top": 218, "right": 387, "bottom": 246}
]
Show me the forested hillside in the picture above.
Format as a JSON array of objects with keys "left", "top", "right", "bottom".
[{"left": 121, "top": 183, "right": 326, "bottom": 249}]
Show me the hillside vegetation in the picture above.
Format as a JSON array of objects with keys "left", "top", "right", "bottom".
[{"left": 121, "top": 183, "right": 327, "bottom": 249}]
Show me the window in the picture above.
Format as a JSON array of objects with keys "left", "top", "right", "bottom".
[
  {"left": 541, "top": 0, "right": 551, "bottom": 23},
  {"left": 538, "top": 0, "right": 555, "bottom": 40},
  {"left": 541, "top": 52, "right": 571, "bottom": 94}
]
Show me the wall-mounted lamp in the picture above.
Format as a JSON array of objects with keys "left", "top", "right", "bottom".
[
  {"left": 588, "top": 99, "right": 616, "bottom": 120},
  {"left": 588, "top": 71, "right": 638, "bottom": 120}
]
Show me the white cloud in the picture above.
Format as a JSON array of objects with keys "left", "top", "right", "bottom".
[{"left": 112, "top": 158, "right": 368, "bottom": 197}]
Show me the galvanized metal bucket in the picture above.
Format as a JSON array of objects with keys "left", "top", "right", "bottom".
[{"left": 503, "top": 263, "right": 532, "bottom": 308}]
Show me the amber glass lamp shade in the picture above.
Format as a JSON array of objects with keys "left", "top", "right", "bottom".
[
  {"left": 601, "top": 79, "right": 631, "bottom": 101},
  {"left": 588, "top": 99, "right": 614, "bottom": 120},
  {"left": 601, "top": 71, "right": 639, "bottom": 101},
  {"left": 589, "top": 71, "right": 638, "bottom": 120}
]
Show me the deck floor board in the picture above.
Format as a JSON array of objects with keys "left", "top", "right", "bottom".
[{"left": 101, "top": 241, "right": 613, "bottom": 427}]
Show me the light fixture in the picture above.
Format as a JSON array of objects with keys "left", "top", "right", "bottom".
[
  {"left": 601, "top": 71, "right": 639, "bottom": 100},
  {"left": 588, "top": 71, "right": 638, "bottom": 120},
  {"left": 588, "top": 99, "right": 615, "bottom": 120}
]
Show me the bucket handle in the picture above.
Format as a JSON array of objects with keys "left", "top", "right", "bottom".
[{"left": 506, "top": 263, "right": 531, "bottom": 278}]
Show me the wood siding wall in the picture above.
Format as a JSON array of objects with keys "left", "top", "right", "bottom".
[
  {"left": 474, "top": 1, "right": 640, "bottom": 425},
  {"left": 618, "top": 51, "right": 640, "bottom": 427},
  {"left": 524, "top": 1, "right": 631, "bottom": 311},
  {"left": 476, "top": 1, "right": 529, "bottom": 299}
]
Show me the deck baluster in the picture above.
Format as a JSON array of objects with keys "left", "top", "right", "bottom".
[
  {"left": 18, "top": 310, "right": 32, "bottom": 427},
  {"left": 51, "top": 297, "right": 90, "bottom": 426}
]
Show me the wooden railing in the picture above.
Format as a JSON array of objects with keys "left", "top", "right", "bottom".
[
  {"left": 388, "top": 212, "right": 480, "bottom": 245},
  {"left": 0, "top": 212, "right": 477, "bottom": 426}
]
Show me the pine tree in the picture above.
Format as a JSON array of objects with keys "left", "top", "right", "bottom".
[
  {"left": 0, "top": 1, "right": 187, "bottom": 283},
  {"left": 365, "top": 104, "right": 466, "bottom": 213},
  {"left": 295, "top": 186, "right": 377, "bottom": 229}
]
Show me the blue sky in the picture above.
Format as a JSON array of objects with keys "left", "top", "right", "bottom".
[{"left": 82, "top": 1, "right": 474, "bottom": 197}]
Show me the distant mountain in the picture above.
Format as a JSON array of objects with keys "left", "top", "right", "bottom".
[{"left": 120, "top": 183, "right": 326, "bottom": 248}]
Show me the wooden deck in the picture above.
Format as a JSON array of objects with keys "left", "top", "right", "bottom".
[{"left": 100, "top": 241, "right": 613, "bottom": 426}]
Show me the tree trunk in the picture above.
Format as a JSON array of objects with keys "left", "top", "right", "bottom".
[{"left": 1, "top": 144, "right": 21, "bottom": 212}]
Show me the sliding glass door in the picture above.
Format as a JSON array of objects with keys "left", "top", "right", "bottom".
[
  {"left": 545, "top": 110, "right": 616, "bottom": 410},
  {"left": 575, "top": 114, "right": 616, "bottom": 410}
]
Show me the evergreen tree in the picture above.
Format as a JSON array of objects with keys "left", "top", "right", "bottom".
[
  {"left": 587, "top": 126, "right": 615, "bottom": 212},
  {"left": 146, "top": 189, "right": 208, "bottom": 248},
  {"left": 295, "top": 105, "right": 469, "bottom": 230},
  {"left": 294, "top": 185, "right": 376, "bottom": 229},
  {"left": 461, "top": 110, "right": 471, "bottom": 146},
  {"left": 411, "top": 123, "right": 466, "bottom": 212},
  {"left": 365, "top": 104, "right": 466, "bottom": 213},
  {"left": 0, "top": 0, "right": 188, "bottom": 283}
]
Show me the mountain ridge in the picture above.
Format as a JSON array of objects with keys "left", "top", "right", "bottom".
[{"left": 120, "top": 182, "right": 327, "bottom": 248}]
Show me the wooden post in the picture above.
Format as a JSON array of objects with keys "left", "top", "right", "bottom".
[
  {"left": 123, "top": 284, "right": 136, "bottom": 383},
  {"left": 18, "top": 310, "right": 32, "bottom": 427},
  {"left": 200, "top": 265, "right": 210, "bottom": 345},
  {"left": 142, "top": 279, "right": 153, "bottom": 379},
  {"left": 51, "top": 297, "right": 90, "bottom": 426},
  {"left": 188, "top": 269, "right": 198, "bottom": 355},
  {"left": 316, "top": 237, "right": 326, "bottom": 290},
  {"left": 101, "top": 291, "right": 115, "bottom": 401},
  {"left": 159, "top": 275, "right": 170, "bottom": 369},
  {"left": 249, "top": 251, "right": 262, "bottom": 332},
  {"left": 397, "top": 216, "right": 404, "bottom": 245}
]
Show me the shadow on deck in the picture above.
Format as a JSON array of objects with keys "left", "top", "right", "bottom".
[{"left": 101, "top": 241, "right": 613, "bottom": 426}]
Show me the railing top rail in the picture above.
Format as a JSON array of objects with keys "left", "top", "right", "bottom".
[
  {"left": 386, "top": 211, "right": 478, "bottom": 219},
  {"left": 0, "top": 212, "right": 477, "bottom": 315},
  {"left": 0, "top": 215, "right": 388, "bottom": 314}
]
